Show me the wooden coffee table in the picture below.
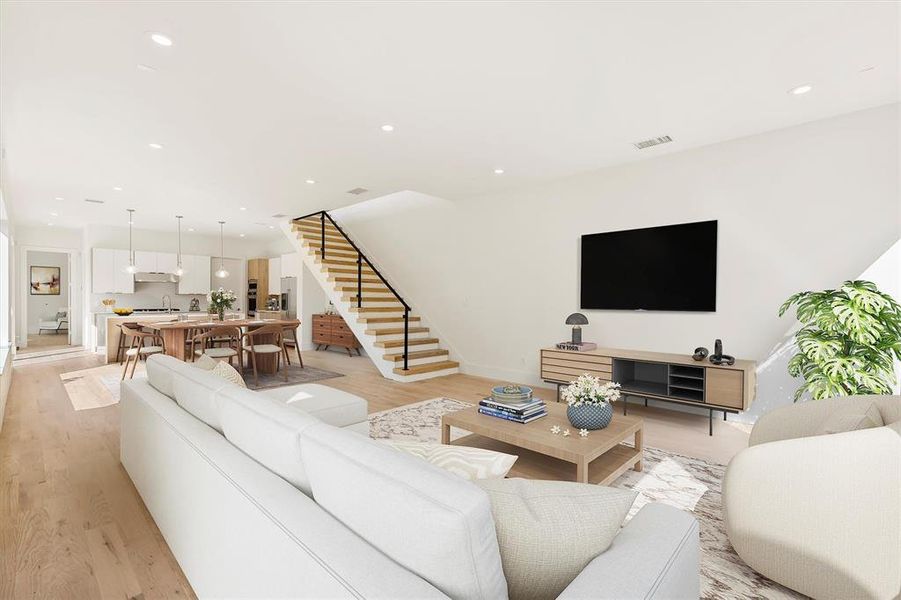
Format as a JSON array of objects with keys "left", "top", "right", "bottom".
[{"left": 441, "top": 402, "right": 643, "bottom": 485}]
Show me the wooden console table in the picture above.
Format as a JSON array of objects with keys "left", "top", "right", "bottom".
[
  {"left": 541, "top": 346, "right": 756, "bottom": 435},
  {"left": 312, "top": 313, "right": 361, "bottom": 356}
]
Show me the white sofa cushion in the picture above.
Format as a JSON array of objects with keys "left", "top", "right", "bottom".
[
  {"left": 261, "top": 383, "right": 368, "bottom": 428},
  {"left": 219, "top": 385, "right": 321, "bottom": 496},
  {"left": 146, "top": 354, "right": 182, "bottom": 399},
  {"left": 475, "top": 478, "right": 637, "bottom": 600},
  {"left": 301, "top": 423, "right": 509, "bottom": 600},
  {"left": 147, "top": 355, "right": 232, "bottom": 432},
  {"left": 816, "top": 401, "right": 884, "bottom": 435},
  {"left": 381, "top": 440, "right": 517, "bottom": 481}
]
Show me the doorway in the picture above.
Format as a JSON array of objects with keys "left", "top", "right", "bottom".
[{"left": 17, "top": 248, "right": 77, "bottom": 357}]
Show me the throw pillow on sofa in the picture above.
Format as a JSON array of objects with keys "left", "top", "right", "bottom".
[
  {"left": 193, "top": 353, "right": 218, "bottom": 371},
  {"left": 475, "top": 478, "right": 637, "bottom": 600},
  {"left": 211, "top": 360, "right": 247, "bottom": 388},
  {"left": 816, "top": 402, "right": 884, "bottom": 435},
  {"left": 380, "top": 440, "right": 517, "bottom": 481}
]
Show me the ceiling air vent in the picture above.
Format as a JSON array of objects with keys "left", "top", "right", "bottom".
[
  {"left": 633, "top": 135, "right": 673, "bottom": 150},
  {"left": 271, "top": 213, "right": 287, "bottom": 219},
  {"left": 346, "top": 187, "right": 368, "bottom": 195},
  {"left": 84, "top": 198, "right": 105, "bottom": 204}
]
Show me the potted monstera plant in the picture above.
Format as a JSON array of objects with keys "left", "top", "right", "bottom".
[{"left": 779, "top": 279, "right": 901, "bottom": 401}]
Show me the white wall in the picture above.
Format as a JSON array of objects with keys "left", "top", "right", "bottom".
[
  {"left": 299, "top": 261, "right": 330, "bottom": 350},
  {"left": 26, "top": 250, "right": 68, "bottom": 334},
  {"left": 334, "top": 104, "right": 900, "bottom": 418}
]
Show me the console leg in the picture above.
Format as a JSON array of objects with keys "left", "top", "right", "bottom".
[
  {"left": 724, "top": 411, "right": 727, "bottom": 421},
  {"left": 644, "top": 398, "right": 648, "bottom": 407},
  {"left": 709, "top": 409, "right": 713, "bottom": 436},
  {"left": 623, "top": 396, "right": 628, "bottom": 416}
]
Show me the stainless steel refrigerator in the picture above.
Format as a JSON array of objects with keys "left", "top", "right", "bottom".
[{"left": 280, "top": 277, "right": 297, "bottom": 319}]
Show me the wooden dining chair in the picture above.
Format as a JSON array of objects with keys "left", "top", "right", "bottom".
[
  {"left": 282, "top": 323, "right": 303, "bottom": 367},
  {"left": 242, "top": 324, "right": 287, "bottom": 386},
  {"left": 190, "top": 326, "right": 243, "bottom": 370},
  {"left": 115, "top": 322, "right": 140, "bottom": 363},
  {"left": 120, "top": 323, "right": 165, "bottom": 380}
]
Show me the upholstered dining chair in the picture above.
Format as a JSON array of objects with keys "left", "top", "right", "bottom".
[
  {"left": 190, "top": 326, "right": 242, "bottom": 370},
  {"left": 120, "top": 323, "right": 165, "bottom": 379},
  {"left": 242, "top": 323, "right": 287, "bottom": 385},
  {"left": 282, "top": 323, "right": 303, "bottom": 367}
]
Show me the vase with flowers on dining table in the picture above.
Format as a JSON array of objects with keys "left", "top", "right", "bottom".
[{"left": 207, "top": 287, "right": 237, "bottom": 321}]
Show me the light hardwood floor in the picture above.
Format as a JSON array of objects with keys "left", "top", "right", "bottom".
[{"left": 0, "top": 348, "right": 751, "bottom": 598}]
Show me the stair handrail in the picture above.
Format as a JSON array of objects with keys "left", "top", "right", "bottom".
[{"left": 293, "top": 210, "right": 412, "bottom": 371}]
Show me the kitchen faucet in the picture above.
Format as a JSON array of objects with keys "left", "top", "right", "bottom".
[{"left": 162, "top": 295, "right": 172, "bottom": 313}]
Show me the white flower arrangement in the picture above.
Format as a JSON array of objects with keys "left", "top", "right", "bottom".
[
  {"left": 561, "top": 374, "right": 621, "bottom": 407},
  {"left": 207, "top": 287, "right": 237, "bottom": 311}
]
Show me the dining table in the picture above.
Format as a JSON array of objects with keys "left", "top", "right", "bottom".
[{"left": 138, "top": 317, "right": 300, "bottom": 374}]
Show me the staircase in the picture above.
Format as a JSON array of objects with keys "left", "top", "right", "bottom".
[{"left": 282, "top": 212, "right": 460, "bottom": 382}]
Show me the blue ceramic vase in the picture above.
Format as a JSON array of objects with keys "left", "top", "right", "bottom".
[{"left": 567, "top": 402, "right": 613, "bottom": 430}]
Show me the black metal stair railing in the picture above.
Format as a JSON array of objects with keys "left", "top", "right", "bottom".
[{"left": 294, "top": 210, "right": 412, "bottom": 371}]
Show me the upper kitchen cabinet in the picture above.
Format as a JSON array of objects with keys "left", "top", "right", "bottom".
[
  {"left": 281, "top": 252, "right": 300, "bottom": 279},
  {"left": 92, "top": 248, "right": 134, "bottom": 293},
  {"left": 177, "top": 255, "right": 212, "bottom": 295},
  {"left": 268, "top": 257, "right": 281, "bottom": 294},
  {"left": 134, "top": 251, "right": 178, "bottom": 273}
]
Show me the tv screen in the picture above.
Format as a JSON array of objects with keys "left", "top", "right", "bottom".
[{"left": 580, "top": 220, "right": 717, "bottom": 311}]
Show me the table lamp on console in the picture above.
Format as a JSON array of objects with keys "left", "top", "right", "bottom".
[{"left": 559, "top": 313, "right": 596, "bottom": 351}]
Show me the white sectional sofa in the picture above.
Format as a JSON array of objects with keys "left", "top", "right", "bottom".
[{"left": 120, "top": 354, "right": 700, "bottom": 599}]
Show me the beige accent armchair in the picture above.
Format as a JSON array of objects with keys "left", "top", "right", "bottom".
[{"left": 723, "top": 395, "right": 901, "bottom": 600}]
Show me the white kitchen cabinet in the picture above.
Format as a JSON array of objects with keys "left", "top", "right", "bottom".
[
  {"left": 134, "top": 251, "right": 178, "bottom": 273},
  {"left": 268, "top": 257, "right": 281, "bottom": 294},
  {"left": 157, "top": 252, "right": 178, "bottom": 273},
  {"left": 113, "top": 250, "right": 135, "bottom": 293},
  {"left": 92, "top": 248, "right": 134, "bottom": 293},
  {"left": 177, "top": 255, "right": 212, "bottom": 295},
  {"left": 280, "top": 252, "right": 300, "bottom": 279},
  {"left": 92, "top": 248, "right": 116, "bottom": 293},
  {"left": 134, "top": 251, "right": 157, "bottom": 272}
]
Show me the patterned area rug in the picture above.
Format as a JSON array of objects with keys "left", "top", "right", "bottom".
[{"left": 368, "top": 398, "right": 804, "bottom": 600}]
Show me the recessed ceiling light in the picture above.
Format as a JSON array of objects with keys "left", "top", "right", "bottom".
[
  {"left": 54, "top": 196, "right": 64, "bottom": 201},
  {"left": 50, "top": 212, "right": 58, "bottom": 217},
  {"left": 239, "top": 207, "right": 247, "bottom": 211},
  {"left": 137, "top": 63, "right": 157, "bottom": 72},
  {"left": 47, "top": 223, "right": 54, "bottom": 227},
  {"left": 188, "top": 227, "right": 195, "bottom": 232},
  {"left": 148, "top": 142, "right": 163, "bottom": 149},
  {"left": 788, "top": 84, "right": 812, "bottom": 95},
  {"left": 113, "top": 186, "right": 123, "bottom": 191},
  {"left": 493, "top": 168, "right": 505, "bottom": 174},
  {"left": 268, "top": 225, "right": 275, "bottom": 229},
  {"left": 305, "top": 179, "right": 316, "bottom": 184},
  {"left": 239, "top": 233, "right": 245, "bottom": 237},
  {"left": 150, "top": 32, "right": 173, "bottom": 47},
  {"left": 380, "top": 124, "right": 395, "bottom": 132},
  {"left": 859, "top": 65, "right": 876, "bottom": 73}
]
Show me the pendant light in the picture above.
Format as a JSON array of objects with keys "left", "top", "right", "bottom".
[
  {"left": 214, "top": 220, "right": 229, "bottom": 278},
  {"left": 125, "top": 209, "right": 138, "bottom": 273},
  {"left": 174, "top": 215, "right": 186, "bottom": 276}
]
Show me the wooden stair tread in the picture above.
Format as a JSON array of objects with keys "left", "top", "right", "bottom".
[
  {"left": 394, "top": 361, "right": 459, "bottom": 376},
  {"left": 375, "top": 337, "right": 439, "bottom": 348},
  {"left": 358, "top": 316, "right": 421, "bottom": 324},
  {"left": 366, "top": 326, "right": 429, "bottom": 335},
  {"left": 383, "top": 348, "right": 448, "bottom": 362},
  {"left": 329, "top": 276, "right": 383, "bottom": 283},
  {"left": 337, "top": 285, "right": 391, "bottom": 292},
  {"left": 349, "top": 306, "right": 407, "bottom": 313},
  {"left": 310, "top": 248, "right": 359, "bottom": 258}
]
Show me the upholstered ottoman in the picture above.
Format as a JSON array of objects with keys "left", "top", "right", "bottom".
[{"left": 260, "top": 383, "right": 369, "bottom": 434}]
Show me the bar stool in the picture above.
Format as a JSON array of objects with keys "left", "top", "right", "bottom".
[
  {"left": 115, "top": 322, "right": 139, "bottom": 364},
  {"left": 120, "top": 323, "right": 165, "bottom": 379}
]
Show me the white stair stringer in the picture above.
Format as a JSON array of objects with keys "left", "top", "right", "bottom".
[{"left": 281, "top": 220, "right": 459, "bottom": 382}]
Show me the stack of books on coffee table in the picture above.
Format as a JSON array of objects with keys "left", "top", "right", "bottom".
[{"left": 478, "top": 385, "right": 547, "bottom": 424}]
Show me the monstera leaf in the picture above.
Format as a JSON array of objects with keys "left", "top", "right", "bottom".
[{"left": 781, "top": 280, "right": 901, "bottom": 401}]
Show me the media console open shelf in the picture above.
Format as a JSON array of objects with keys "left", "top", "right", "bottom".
[{"left": 541, "top": 346, "right": 757, "bottom": 435}]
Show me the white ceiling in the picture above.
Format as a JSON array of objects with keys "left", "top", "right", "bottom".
[{"left": 1, "top": 1, "right": 897, "bottom": 238}]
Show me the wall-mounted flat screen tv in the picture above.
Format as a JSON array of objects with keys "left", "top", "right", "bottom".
[{"left": 580, "top": 220, "right": 717, "bottom": 311}]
